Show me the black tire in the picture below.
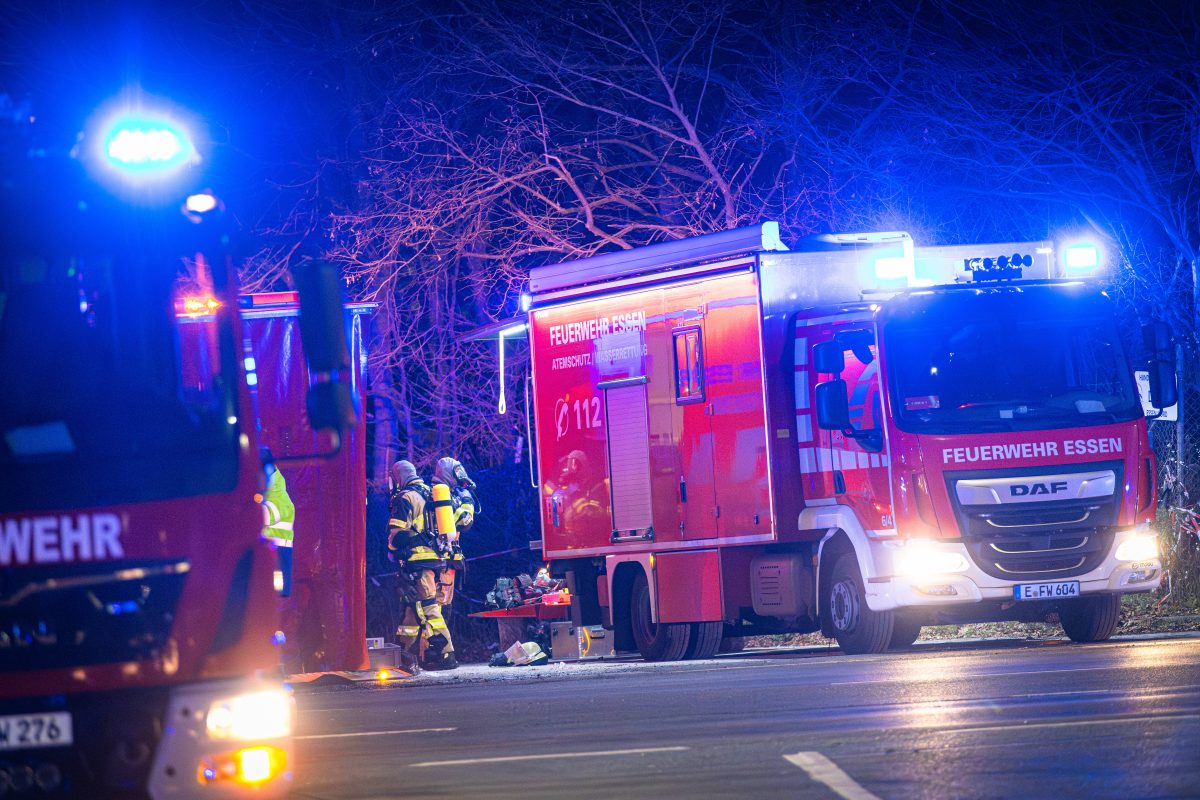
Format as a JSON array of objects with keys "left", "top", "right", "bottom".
[
  {"left": 684, "top": 621, "right": 723, "bottom": 659},
  {"left": 825, "top": 553, "right": 894, "bottom": 655},
  {"left": 718, "top": 636, "right": 746, "bottom": 654},
  {"left": 630, "top": 570, "right": 692, "bottom": 661},
  {"left": 1059, "top": 594, "right": 1121, "bottom": 643},
  {"left": 888, "top": 615, "right": 922, "bottom": 650}
]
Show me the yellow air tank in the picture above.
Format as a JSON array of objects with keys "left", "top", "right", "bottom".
[{"left": 431, "top": 483, "right": 457, "bottom": 541}]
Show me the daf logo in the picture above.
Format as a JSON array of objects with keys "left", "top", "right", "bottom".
[{"left": 1009, "top": 481, "right": 1068, "bottom": 497}]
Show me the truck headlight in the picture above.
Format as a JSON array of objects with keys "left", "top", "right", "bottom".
[
  {"left": 1115, "top": 534, "right": 1158, "bottom": 562},
  {"left": 893, "top": 539, "right": 970, "bottom": 580},
  {"left": 206, "top": 688, "right": 294, "bottom": 741}
]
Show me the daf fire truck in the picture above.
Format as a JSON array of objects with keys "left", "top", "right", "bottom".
[
  {"left": 514, "top": 223, "right": 1176, "bottom": 659},
  {"left": 0, "top": 111, "right": 364, "bottom": 796}
]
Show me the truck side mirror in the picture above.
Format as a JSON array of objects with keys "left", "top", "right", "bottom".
[
  {"left": 815, "top": 379, "right": 851, "bottom": 430},
  {"left": 813, "top": 341, "right": 845, "bottom": 374},
  {"left": 292, "top": 258, "right": 359, "bottom": 432},
  {"left": 1142, "top": 321, "right": 1178, "bottom": 411},
  {"left": 839, "top": 328, "right": 875, "bottom": 366}
]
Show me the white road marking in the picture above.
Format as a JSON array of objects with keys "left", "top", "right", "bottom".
[
  {"left": 410, "top": 745, "right": 689, "bottom": 768},
  {"left": 784, "top": 751, "right": 880, "bottom": 800},
  {"left": 296, "top": 727, "right": 456, "bottom": 740},
  {"left": 830, "top": 665, "right": 1109, "bottom": 686},
  {"left": 935, "top": 712, "right": 1199, "bottom": 735},
  {"left": 1010, "top": 685, "right": 1200, "bottom": 699}
]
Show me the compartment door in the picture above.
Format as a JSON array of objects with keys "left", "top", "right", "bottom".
[
  {"left": 602, "top": 377, "right": 654, "bottom": 542},
  {"left": 674, "top": 325, "right": 719, "bottom": 540}
]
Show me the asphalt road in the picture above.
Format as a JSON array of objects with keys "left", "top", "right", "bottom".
[{"left": 289, "top": 634, "right": 1200, "bottom": 799}]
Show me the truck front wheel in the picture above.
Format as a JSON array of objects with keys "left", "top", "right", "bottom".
[
  {"left": 1059, "top": 594, "right": 1121, "bottom": 643},
  {"left": 888, "top": 614, "right": 923, "bottom": 650},
  {"left": 630, "top": 570, "right": 692, "bottom": 661},
  {"left": 825, "top": 553, "right": 894, "bottom": 655}
]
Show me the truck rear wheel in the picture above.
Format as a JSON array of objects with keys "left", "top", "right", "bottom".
[
  {"left": 630, "top": 570, "right": 692, "bottom": 661},
  {"left": 718, "top": 636, "right": 746, "bottom": 653},
  {"left": 825, "top": 553, "right": 894, "bottom": 655},
  {"left": 684, "top": 622, "right": 723, "bottom": 660},
  {"left": 1059, "top": 594, "right": 1121, "bottom": 643}
]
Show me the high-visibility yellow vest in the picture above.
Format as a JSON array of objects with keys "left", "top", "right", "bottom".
[{"left": 261, "top": 471, "right": 295, "bottom": 547}]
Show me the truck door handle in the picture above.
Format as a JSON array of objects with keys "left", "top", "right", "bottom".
[
  {"left": 552, "top": 498, "right": 560, "bottom": 526},
  {"left": 679, "top": 477, "right": 688, "bottom": 503}
]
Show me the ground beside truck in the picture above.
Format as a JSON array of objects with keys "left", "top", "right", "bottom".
[{"left": 514, "top": 223, "right": 1174, "bottom": 659}]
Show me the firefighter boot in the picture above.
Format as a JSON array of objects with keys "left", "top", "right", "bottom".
[
  {"left": 422, "top": 650, "right": 458, "bottom": 671},
  {"left": 419, "top": 596, "right": 457, "bottom": 670}
]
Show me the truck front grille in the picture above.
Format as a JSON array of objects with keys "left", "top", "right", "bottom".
[
  {"left": 946, "top": 462, "right": 1122, "bottom": 580},
  {"left": 0, "top": 559, "right": 188, "bottom": 673}
]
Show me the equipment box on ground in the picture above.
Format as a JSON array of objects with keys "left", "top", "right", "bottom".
[
  {"left": 367, "top": 642, "right": 404, "bottom": 668},
  {"left": 550, "top": 622, "right": 615, "bottom": 660}
]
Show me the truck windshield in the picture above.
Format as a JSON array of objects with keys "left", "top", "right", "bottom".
[
  {"left": 883, "top": 287, "right": 1142, "bottom": 434},
  {"left": 0, "top": 253, "right": 240, "bottom": 513}
]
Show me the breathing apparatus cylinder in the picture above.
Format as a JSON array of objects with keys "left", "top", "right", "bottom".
[{"left": 431, "top": 483, "right": 457, "bottom": 541}]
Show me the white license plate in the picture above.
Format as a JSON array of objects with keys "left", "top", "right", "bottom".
[
  {"left": 0, "top": 712, "right": 73, "bottom": 751},
  {"left": 1014, "top": 581, "right": 1081, "bottom": 601}
]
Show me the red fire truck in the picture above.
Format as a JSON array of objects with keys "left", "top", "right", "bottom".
[
  {"left": 514, "top": 223, "right": 1176, "bottom": 659},
  {"left": 0, "top": 112, "right": 365, "bottom": 796}
]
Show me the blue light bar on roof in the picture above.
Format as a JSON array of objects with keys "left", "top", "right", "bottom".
[
  {"left": 1064, "top": 243, "right": 1101, "bottom": 272},
  {"left": 103, "top": 117, "right": 195, "bottom": 172}
]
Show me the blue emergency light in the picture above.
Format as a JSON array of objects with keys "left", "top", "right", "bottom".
[
  {"left": 103, "top": 117, "right": 195, "bottom": 172},
  {"left": 1063, "top": 242, "right": 1101, "bottom": 274}
]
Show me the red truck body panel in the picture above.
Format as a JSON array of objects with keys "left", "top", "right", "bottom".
[
  {"left": 532, "top": 268, "right": 772, "bottom": 559},
  {"left": 241, "top": 305, "right": 371, "bottom": 674}
]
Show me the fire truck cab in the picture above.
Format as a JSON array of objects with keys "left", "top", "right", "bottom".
[
  {"left": 518, "top": 223, "right": 1175, "bottom": 658},
  {"left": 0, "top": 108, "right": 365, "bottom": 796}
]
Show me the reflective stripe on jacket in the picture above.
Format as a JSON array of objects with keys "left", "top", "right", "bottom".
[
  {"left": 262, "top": 471, "right": 295, "bottom": 547},
  {"left": 388, "top": 482, "right": 442, "bottom": 569}
]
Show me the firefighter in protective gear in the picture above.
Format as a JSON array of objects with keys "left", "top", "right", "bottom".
[
  {"left": 431, "top": 456, "right": 479, "bottom": 611},
  {"left": 388, "top": 460, "right": 457, "bottom": 670},
  {"left": 258, "top": 448, "right": 295, "bottom": 597}
]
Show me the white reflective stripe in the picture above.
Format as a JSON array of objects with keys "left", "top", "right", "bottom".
[
  {"left": 264, "top": 500, "right": 281, "bottom": 523},
  {"left": 269, "top": 537, "right": 294, "bottom": 547},
  {"left": 796, "top": 414, "right": 813, "bottom": 442},
  {"left": 269, "top": 520, "right": 294, "bottom": 531},
  {"left": 794, "top": 337, "right": 808, "bottom": 365}
]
